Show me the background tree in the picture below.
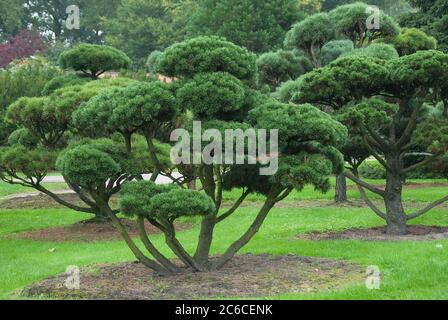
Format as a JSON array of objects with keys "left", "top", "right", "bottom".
[
  {"left": 0, "top": 0, "right": 25, "bottom": 41},
  {"left": 284, "top": 12, "right": 335, "bottom": 67},
  {"left": 322, "top": 0, "right": 412, "bottom": 17},
  {"left": 103, "top": 0, "right": 194, "bottom": 66},
  {"left": 400, "top": 0, "right": 448, "bottom": 52},
  {"left": 0, "top": 29, "right": 47, "bottom": 68},
  {"left": 58, "top": 44, "right": 131, "bottom": 79},
  {"left": 256, "top": 50, "right": 313, "bottom": 90},
  {"left": 390, "top": 28, "right": 438, "bottom": 56},
  {"left": 0, "top": 78, "right": 138, "bottom": 221},
  {"left": 189, "top": 0, "right": 305, "bottom": 53},
  {"left": 320, "top": 39, "right": 354, "bottom": 66},
  {"left": 329, "top": 2, "right": 400, "bottom": 48},
  {"left": 299, "top": 0, "right": 325, "bottom": 14},
  {"left": 21, "top": 0, "right": 120, "bottom": 42},
  {"left": 294, "top": 51, "right": 448, "bottom": 235},
  {"left": 0, "top": 58, "right": 59, "bottom": 145}
]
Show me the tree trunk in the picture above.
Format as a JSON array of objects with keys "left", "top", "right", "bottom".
[
  {"left": 188, "top": 179, "right": 196, "bottom": 190},
  {"left": 335, "top": 174, "right": 348, "bottom": 203},
  {"left": 384, "top": 155, "right": 408, "bottom": 235}
]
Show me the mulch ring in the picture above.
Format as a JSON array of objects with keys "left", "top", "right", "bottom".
[
  {"left": 298, "top": 225, "right": 448, "bottom": 241},
  {"left": 22, "top": 254, "right": 364, "bottom": 300},
  {"left": 15, "top": 219, "right": 192, "bottom": 242}
]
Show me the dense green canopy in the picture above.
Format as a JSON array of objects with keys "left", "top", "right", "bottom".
[
  {"left": 157, "top": 36, "right": 257, "bottom": 82},
  {"left": 329, "top": 2, "right": 400, "bottom": 48},
  {"left": 284, "top": 13, "right": 336, "bottom": 67},
  {"left": 257, "top": 50, "right": 313, "bottom": 89},
  {"left": 189, "top": 0, "right": 305, "bottom": 53},
  {"left": 59, "top": 44, "right": 132, "bottom": 79}
]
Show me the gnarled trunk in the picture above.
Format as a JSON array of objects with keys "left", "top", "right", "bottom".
[
  {"left": 384, "top": 155, "right": 408, "bottom": 235},
  {"left": 335, "top": 174, "right": 348, "bottom": 203}
]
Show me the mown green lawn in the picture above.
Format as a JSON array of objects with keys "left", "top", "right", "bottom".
[
  {"left": 223, "top": 178, "right": 448, "bottom": 203},
  {"left": 0, "top": 182, "right": 68, "bottom": 198},
  {"left": 0, "top": 199, "right": 447, "bottom": 299}
]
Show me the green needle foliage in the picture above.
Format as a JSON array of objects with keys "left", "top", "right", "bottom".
[
  {"left": 295, "top": 50, "right": 448, "bottom": 235},
  {"left": 329, "top": 2, "right": 400, "bottom": 48},
  {"left": 284, "top": 13, "right": 336, "bottom": 67},
  {"left": 256, "top": 50, "right": 313, "bottom": 90},
  {"left": 59, "top": 44, "right": 132, "bottom": 79},
  {"left": 189, "top": 0, "right": 305, "bottom": 53}
]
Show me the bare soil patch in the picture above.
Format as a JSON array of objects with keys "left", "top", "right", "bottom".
[
  {"left": 15, "top": 219, "right": 192, "bottom": 242},
  {"left": 298, "top": 225, "right": 448, "bottom": 241},
  {"left": 22, "top": 254, "right": 363, "bottom": 300}
]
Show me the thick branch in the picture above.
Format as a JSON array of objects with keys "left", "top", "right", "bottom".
[
  {"left": 35, "top": 185, "right": 95, "bottom": 214},
  {"left": 105, "top": 209, "right": 169, "bottom": 275},
  {"left": 137, "top": 217, "right": 179, "bottom": 273},
  {"left": 357, "top": 185, "right": 386, "bottom": 220},
  {"left": 217, "top": 189, "right": 251, "bottom": 223},
  {"left": 344, "top": 172, "right": 386, "bottom": 197},
  {"left": 362, "top": 135, "right": 391, "bottom": 172},
  {"left": 213, "top": 188, "right": 281, "bottom": 270},
  {"left": 406, "top": 195, "right": 448, "bottom": 220},
  {"left": 396, "top": 104, "right": 422, "bottom": 149},
  {"left": 403, "top": 154, "right": 440, "bottom": 174}
]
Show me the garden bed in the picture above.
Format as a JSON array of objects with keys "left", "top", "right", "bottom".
[
  {"left": 15, "top": 219, "right": 192, "bottom": 242},
  {"left": 22, "top": 254, "right": 363, "bottom": 300},
  {"left": 298, "top": 225, "right": 448, "bottom": 241}
]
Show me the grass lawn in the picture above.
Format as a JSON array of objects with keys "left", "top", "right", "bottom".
[
  {"left": 0, "top": 182, "right": 69, "bottom": 198},
  {"left": 0, "top": 201, "right": 447, "bottom": 299}
]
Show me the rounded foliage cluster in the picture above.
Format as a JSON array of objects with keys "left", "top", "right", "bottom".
[
  {"left": 146, "top": 50, "right": 163, "bottom": 73},
  {"left": 73, "top": 81, "right": 177, "bottom": 136},
  {"left": 0, "top": 145, "right": 56, "bottom": 178},
  {"left": 388, "top": 50, "right": 448, "bottom": 96},
  {"left": 320, "top": 40, "right": 354, "bottom": 66},
  {"left": 295, "top": 55, "right": 389, "bottom": 107},
  {"left": 249, "top": 101, "right": 347, "bottom": 149},
  {"left": 157, "top": 36, "right": 257, "bottom": 82},
  {"left": 392, "top": 28, "right": 438, "bottom": 56},
  {"left": 59, "top": 44, "right": 132, "bottom": 77},
  {"left": 7, "top": 128, "right": 39, "bottom": 148},
  {"left": 42, "top": 73, "right": 91, "bottom": 95},
  {"left": 257, "top": 50, "right": 312, "bottom": 89},
  {"left": 120, "top": 180, "right": 215, "bottom": 220},
  {"left": 176, "top": 72, "right": 246, "bottom": 121},
  {"left": 284, "top": 13, "right": 335, "bottom": 53},
  {"left": 343, "top": 43, "right": 399, "bottom": 60},
  {"left": 56, "top": 139, "right": 130, "bottom": 190}
]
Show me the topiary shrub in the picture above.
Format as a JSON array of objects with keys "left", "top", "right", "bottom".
[
  {"left": 42, "top": 73, "right": 91, "bottom": 95},
  {"left": 7, "top": 128, "right": 39, "bottom": 148},
  {"left": 256, "top": 50, "right": 312, "bottom": 90},
  {"left": 320, "top": 40, "right": 354, "bottom": 66},
  {"left": 146, "top": 50, "right": 163, "bottom": 74},
  {"left": 59, "top": 44, "right": 132, "bottom": 79}
]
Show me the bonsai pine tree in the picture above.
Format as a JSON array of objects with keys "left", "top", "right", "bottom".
[
  {"left": 0, "top": 78, "right": 139, "bottom": 221},
  {"left": 284, "top": 13, "right": 336, "bottom": 68},
  {"left": 329, "top": 2, "right": 400, "bottom": 48},
  {"left": 59, "top": 44, "right": 132, "bottom": 79},
  {"left": 256, "top": 50, "right": 313, "bottom": 90},
  {"left": 294, "top": 51, "right": 448, "bottom": 235},
  {"left": 61, "top": 36, "right": 347, "bottom": 274}
]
